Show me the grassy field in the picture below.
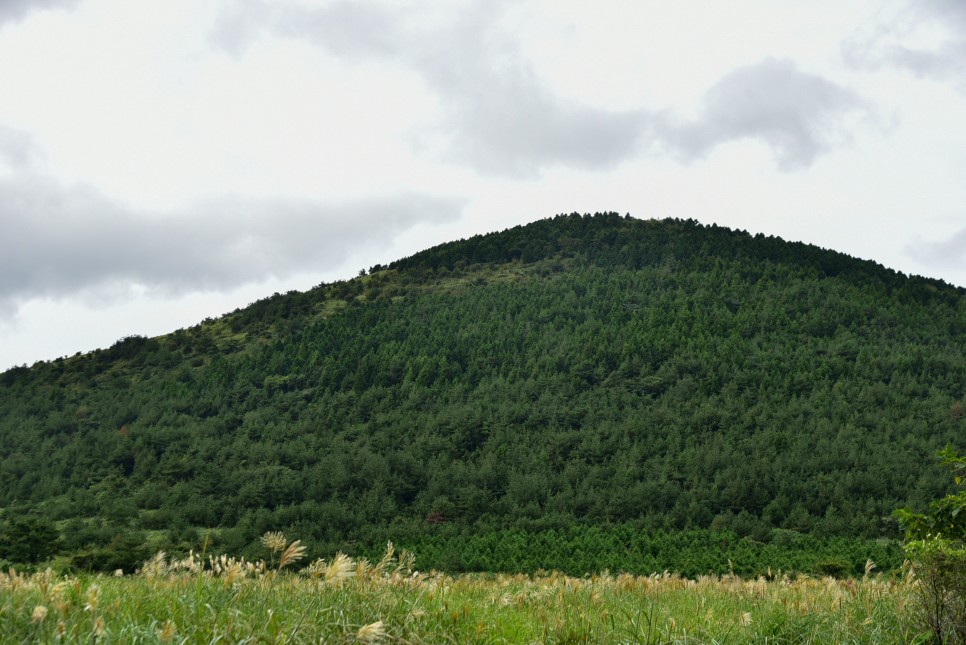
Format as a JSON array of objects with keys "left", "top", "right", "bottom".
[{"left": 0, "top": 540, "right": 924, "bottom": 644}]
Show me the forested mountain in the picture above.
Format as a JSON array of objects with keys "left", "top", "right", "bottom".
[{"left": 1, "top": 213, "right": 964, "bottom": 574}]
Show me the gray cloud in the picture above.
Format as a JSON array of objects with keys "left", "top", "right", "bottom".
[
  {"left": 0, "top": 0, "right": 80, "bottom": 27},
  {"left": 210, "top": 0, "right": 650, "bottom": 177},
  {"left": 211, "top": 3, "right": 872, "bottom": 175},
  {"left": 653, "top": 59, "right": 873, "bottom": 170},
  {"left": 843, "top": 1, "right": 966, "bottom": 89},
  {"left": 906, "top": 226, "right": 966, "bottom": 269},
  {"left": 0, "top": 125, "right": 43, "bottom": 170},
  {"left": 0, "top": 173, "right": 462, "bottom": 316}
]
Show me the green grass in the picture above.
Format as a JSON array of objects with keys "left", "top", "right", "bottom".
[{"left": 0, "top": 544, "right": 923, "bottom": 644}]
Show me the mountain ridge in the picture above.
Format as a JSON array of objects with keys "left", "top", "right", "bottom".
[{"left": 0, "top": 213, "right": 963, "bottom": 573}]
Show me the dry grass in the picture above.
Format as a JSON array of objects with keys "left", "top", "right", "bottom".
[{"left": 0, "top": 541, "right": 922, "bottom": 643}]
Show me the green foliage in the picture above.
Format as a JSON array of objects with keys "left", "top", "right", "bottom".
[
  {"left": 896, "top": 447, "right": 966, "bottom": 542},
  {"left": 897, "top": 448, "right": 966, "bottom": 643},
  {"left": 905, "top": 538, "right": 966, "bottom": 644},
  {"left": 813, "top": 558, "right": 852, "bottom": 578},
  {"left": 396, "top": 525, "right": 903, "bottom": 578},
  {"left": 1, "top": 214, "right": 964, "bottom": 572},
  {"left": 70, "top": 531, "right": 149, "bottom": 574},
  {"left": 0, "top": 516, "right": 60, "bottom": 564}
]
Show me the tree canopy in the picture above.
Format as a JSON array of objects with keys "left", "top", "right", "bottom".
[{"left": 1, "top": 214, "right": 963, "bottom": 571}]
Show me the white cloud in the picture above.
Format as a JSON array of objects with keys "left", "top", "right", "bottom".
[
  {"left": 210, "top": 0, "right": 647, "bottom": 177},
  {"left": 210, "top": 1, "right": 875, "bottom": 176}
]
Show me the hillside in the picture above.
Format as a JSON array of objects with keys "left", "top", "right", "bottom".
[{"left": 1, "top": 213, "right": 964, "bottom": 573}]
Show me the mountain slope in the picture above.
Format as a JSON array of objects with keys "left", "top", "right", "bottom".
[{"left": 0, "top": 213, "right": 963, "bottom": 571}]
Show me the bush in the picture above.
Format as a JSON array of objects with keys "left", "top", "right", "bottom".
[
  {"left": 71, "top": 532, "right": 149, "bottom": 573},
  {"left": 0, "top": 516, "right": 61, "bottom": 564},
  {"left": 905, "top": 537, "right": 966, "bottom": 643},
  {"left": 896, "top": 447, "right": 966, "bottom": 644},
  {"left": 814, "top": 558, "right": 852, "bottom": 578}
]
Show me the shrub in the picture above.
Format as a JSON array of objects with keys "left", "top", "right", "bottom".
[
  {"left": 904, "top": 537, "right": 966, "bottom": 643},
  {"left": 0, "top": 516, "right": 61, "bottom": 564},
  {"left": 896, "top": 447, "right": 966, "bottom": 644},
  {"left": 814, "top": 558, "right": 852, "bottom": 578}
]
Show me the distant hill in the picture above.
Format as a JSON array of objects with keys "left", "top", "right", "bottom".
[{"left": 0, "top": 213, "right": 963, "bottom": 572}]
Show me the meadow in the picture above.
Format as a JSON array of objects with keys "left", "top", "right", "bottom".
[{"left": 0, "top": 539, "right": 923, "bottom": 644}]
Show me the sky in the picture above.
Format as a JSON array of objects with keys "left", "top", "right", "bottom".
[{"left": 1, "top": 0, "right": 965, "bottom": 370}]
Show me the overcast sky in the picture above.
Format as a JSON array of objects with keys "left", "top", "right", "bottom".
[{"left": 1, "top": 0, "right": 965, "bottom": 370}]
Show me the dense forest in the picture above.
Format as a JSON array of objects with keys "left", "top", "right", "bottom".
[{"left": 0, "top": 213, "right": 963, "bottom": 574}]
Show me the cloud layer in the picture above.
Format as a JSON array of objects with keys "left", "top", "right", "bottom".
[
  {"left": 211, "top": 0, "right": 645, "bottom": 177},
  {"left": 653, "top": 59, "right": 872, "bottom": 170},
  {"left": 0, "top": 125, "right": 41, "bottom": 169},
  {"left": 907, "top": 226, "right": 966, "bottom": 271},
  {"left": 0, "top": 0, "right": 79, "bottom": 27},
  {"left": 211, "top": 1, "right": 871, "bottom": 176},
  {"left": 0, "top": 171, "right": 462, "bottom": 316},
  {"left": 843, "top": 0, "right": 966, "bottom": 90}
]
